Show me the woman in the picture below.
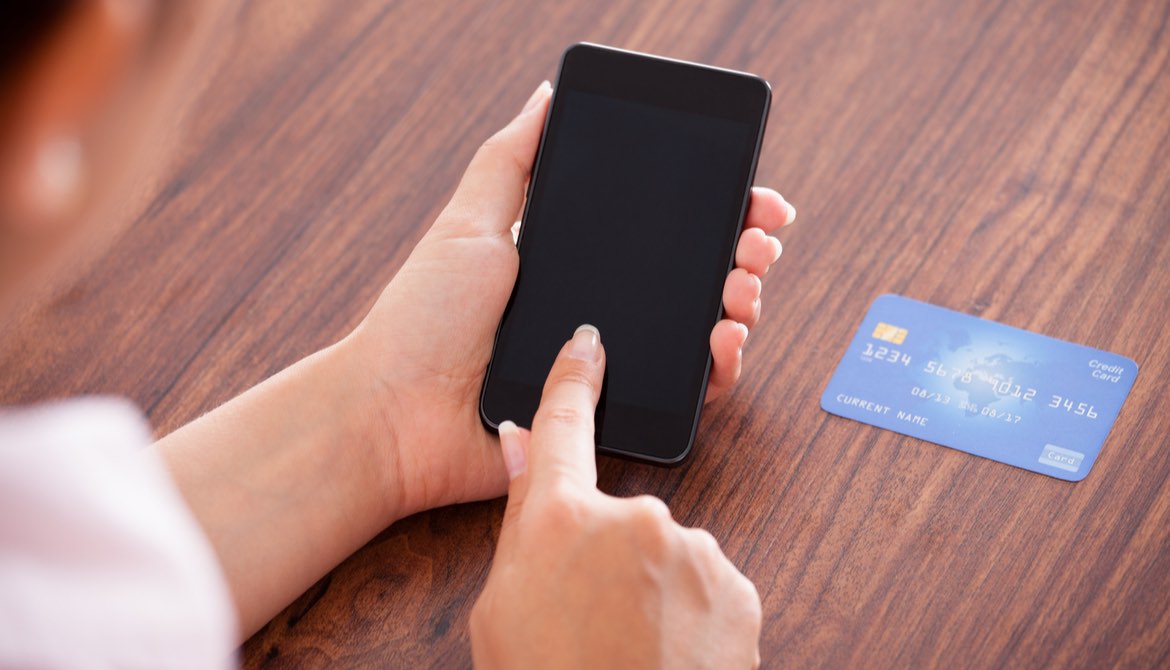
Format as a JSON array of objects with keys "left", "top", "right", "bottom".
[{"left": 1, "top": 1, "right": 796, "bottom": 667}]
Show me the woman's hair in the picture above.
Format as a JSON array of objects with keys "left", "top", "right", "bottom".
[{"left": 1, "top": 2, "right": 74, "bottom": 89}]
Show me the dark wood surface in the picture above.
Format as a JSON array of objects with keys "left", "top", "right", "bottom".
[{"left": 3, "top": 0, "right": 1169, "bottom": 667}]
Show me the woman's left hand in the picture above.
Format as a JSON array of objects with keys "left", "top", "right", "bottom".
[{"left": 348, "top": 81, "right": 795, "bottom": 519}]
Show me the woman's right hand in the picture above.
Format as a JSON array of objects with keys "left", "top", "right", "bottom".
[{"left": 470, "top": 325, "right": 762, "bottom": 669}]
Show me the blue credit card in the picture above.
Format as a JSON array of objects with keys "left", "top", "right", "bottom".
[{"left": 820, "top": 294, "right": 1138, "bottom": 481}]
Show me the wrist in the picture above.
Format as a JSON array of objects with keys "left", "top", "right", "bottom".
[
  {"left": 338, "top": 321, "right": 510, "bottom": 519},
  {"left": 317, "top": 335, "right": 409, "bottom": 527}
]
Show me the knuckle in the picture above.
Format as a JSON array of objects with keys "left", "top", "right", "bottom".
[
  {"left": 475, "top": 134, "right": 506, "bottom": 160},
  {"left": 552, "top": 363, "right": 598, "bottom": 391},
  {"left": 537, "top": 404, "right": 587, "bottom": 428},
  {"left": 688, "top": 528, "right": 724, "bottom": 557},
  {"left": 626, "top": 496, "right": 676, "bottom": 556},
  {"left": 739, "top": 574, "right": 763, "bottom": 619},
  {"left": 631, "top": 495, "right": 673, "bottom": 524},
  {"left": 475, "top": 134, "right": 527, "bottom": 181}
]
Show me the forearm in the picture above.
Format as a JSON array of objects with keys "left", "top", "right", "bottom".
[{"left": 151, "top": 338, "right": 401, "bottom": 640}]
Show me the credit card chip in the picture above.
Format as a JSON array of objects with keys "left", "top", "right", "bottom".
[{"left": 872, "top": 322, "right": 908, "bottom": 344}]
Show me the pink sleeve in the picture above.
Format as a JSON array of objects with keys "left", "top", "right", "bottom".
[{"left": 0, "top": 398, "right": 237, "bottom": 669}]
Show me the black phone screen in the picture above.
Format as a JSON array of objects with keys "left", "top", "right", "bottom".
[{"left": 481, "top": 44, "right": 770, "bottom": 463}]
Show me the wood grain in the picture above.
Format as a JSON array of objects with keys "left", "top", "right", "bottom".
[{"left": 3, "top": 0, "right": 1169, "bottom": 667}]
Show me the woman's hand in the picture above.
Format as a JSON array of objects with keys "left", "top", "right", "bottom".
[
  {"left": 348, "top": 82, "right": 795, "bottom": 518},
  {"left": 156, "top": 82, "right": 790, "bottom": 638},
  {"left": 470, "top": 325, "right": 762, "bottom": 668}
]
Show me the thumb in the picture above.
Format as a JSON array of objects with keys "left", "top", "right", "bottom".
[
  {"left": 497, "top": 420, "right": 533, "bottom": 538},
  {"left": 437, "top": 81, "right": 552, "bottom": 238}
]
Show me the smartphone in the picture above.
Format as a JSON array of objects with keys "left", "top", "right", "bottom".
[{"left": 480, "top": 43, "right": 771, "bottom": 465}]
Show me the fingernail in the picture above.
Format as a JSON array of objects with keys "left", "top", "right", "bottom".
[
  {"left": 566, "top": 324, "right": 601, "bottom": 362},
  {"left": 736, "top": 322, "right": 750, "bottom": 343},
  {"left": 499, "top": 420, "right": 527, "bottom": 480},
  {"left": 521, "top": 81, "right": 551, "bottom": 114},
  {"left": 785, "top": 201, "right": 797, "bottom": 226},
  {"left": 768, "top": 236, "right": 783, "bottom": 262}
]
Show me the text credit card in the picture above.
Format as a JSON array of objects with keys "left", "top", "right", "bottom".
[{"left": 820, "top": 294, "right": 1138, "bottom": 481}]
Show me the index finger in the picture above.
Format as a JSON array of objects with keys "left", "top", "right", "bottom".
[{"left": 526, "top": 325, "right": 607, "bottom": 493}]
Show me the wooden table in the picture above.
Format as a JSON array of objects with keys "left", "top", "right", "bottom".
[{"left": 3, "top": 0, "right": 1168, "bottom": 667}]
